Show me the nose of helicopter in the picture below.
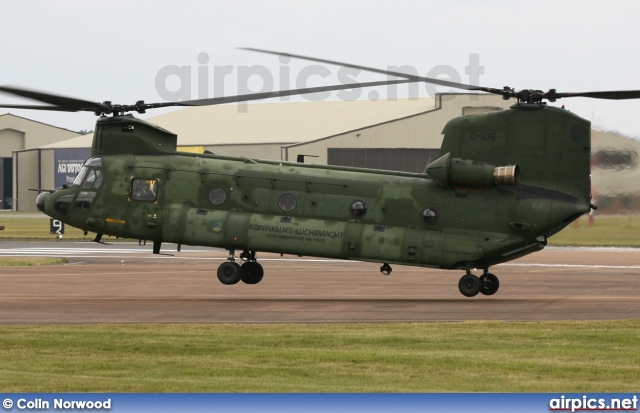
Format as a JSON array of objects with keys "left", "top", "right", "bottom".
[{"left": 36, "top": 192, "right": 47, "bottom": 212}]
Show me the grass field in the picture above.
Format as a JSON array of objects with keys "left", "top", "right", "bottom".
[
  {"left": 0, "top": 257, "right": 67, "bottom": 266},
  {"left": 0, "top": 213, "right": 95, "bottom": 241},
  {"left": 0, "top": 213, "right": 637, "bottom": 393},
  {"left": 0, "top": 321, "right": 638, "bottom": 392},
  {"left": 549, "top": 215, "right": 640, "bottom": 247}
]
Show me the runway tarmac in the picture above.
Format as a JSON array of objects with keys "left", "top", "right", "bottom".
[{"left": 0, "top": 242, "right": 639, "bottom": 323}]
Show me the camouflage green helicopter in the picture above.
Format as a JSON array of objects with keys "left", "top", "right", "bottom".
[{"left": 2, "top": 49, "right": 635, "bottom": 297}]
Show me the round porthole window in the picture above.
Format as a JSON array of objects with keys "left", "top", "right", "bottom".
[
  {"left": 349, "top": 200, "right": 367, "bottom": 218},
  {"left": 421, "top": 208, "right": 437, "bottom": 224},
  {"left": 209, "top": 188, "right": 227, "bottom": 205},
  {"left": 279, "top": 193, "right": 297, "bottom": 212}
]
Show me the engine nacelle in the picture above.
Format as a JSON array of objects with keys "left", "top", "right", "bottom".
[{"left": 425, "top": 152, "right": 519, "bottom": 190}]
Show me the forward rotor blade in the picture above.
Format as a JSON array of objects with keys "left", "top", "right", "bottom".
[
  {"left": 0, "top": 85, "right": 111, "bottom": 113},
  {"left": 0, "top": 103, "right": 77, "bottom": 112},
  {"left": 1, "top": 79, "right": 420, "bottom": 116},
  {"left": 153, "top": 78, "right": 419, "bottom": 108},
  {"left": 241, "top": 47, "right": 510, "bottom": 97}
]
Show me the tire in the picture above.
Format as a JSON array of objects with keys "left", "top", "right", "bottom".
[
  {"left": 479, "top": 273, "right": 500, "bottom": 296},
  {"left": 458, "top": 273, "right": 481, "bottom": 297},
  {"left": 217, "top": 262, "right": 242, "bottom": 285},
  {"left": 241, "top": 262, "right": 264, "bottom": 284}
]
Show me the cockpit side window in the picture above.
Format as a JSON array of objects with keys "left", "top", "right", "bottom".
[
  {"left": 72, "top": 167, "right": 89, "bottom": 186},
  {"left": 73, "top": 169, "right": 103, "bottom": 210},
  {"left": 131, "top": 179, "right": 158, "bottom": 202},
  {"left": 74, "top": 192, "right": 96, "bottom": 210},
  {"left": 82, "top": 170, "right": 103, "bottom": 189},
  {"left": 94, "top": 171, "right": 103, "bottom": 188},
  {"left": 83, "top": 170, "right": 96, "bottom": 188},
  {"left": 70, "top": 158, "right": 104, "bottom": 211},
  {"left": 85, "top": 157, "right": 102, "bottom": 167},
  {"left": 71, "top": 157, "right": 102, "bottom": 187}
]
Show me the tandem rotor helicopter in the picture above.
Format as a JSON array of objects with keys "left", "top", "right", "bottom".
[{"left": 3, "top": 48, "right": 639, "bottom": 297}]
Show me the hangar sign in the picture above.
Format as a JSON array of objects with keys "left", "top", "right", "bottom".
[{"left": 54, "top": 149, "right": 91, "bottom": 188}]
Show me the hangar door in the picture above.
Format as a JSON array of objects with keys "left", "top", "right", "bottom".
[
  {"left": 0, "top": 158, "right": 11, "bottom": 209},
  {"left": 328, "top": 148, "right": 439, "bottom": 173}
]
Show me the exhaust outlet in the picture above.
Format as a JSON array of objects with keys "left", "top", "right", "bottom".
[{"left": 493, "top": 165, "right": 520, "bottom": 187}]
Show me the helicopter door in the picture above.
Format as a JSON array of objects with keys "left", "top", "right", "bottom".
[
  {"left": 402, "top": 228, "right": 444, "bottom": 266},
  {"left": 343, "top": 222, "right": 364, "bottom": 257},
  {"left": 128, "top": 178, "right": 163, "bottom": 240},
  {"left": 402, "top": 227, "right": 423, "bottom": 263}
]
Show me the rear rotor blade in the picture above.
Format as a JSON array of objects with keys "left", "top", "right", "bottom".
[
  {"left": 551, "top": 90, "right": 640, "bottom": 100},
  {"left": 240, "top": 47, "right": 511, "bottom": 97},
  {"left": 242, "top": 48, "right": 640, "bottom": 103}
]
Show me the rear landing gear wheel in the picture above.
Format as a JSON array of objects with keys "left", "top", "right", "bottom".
[
  {"left": 217, "top": 262, "right": 242, "bottom": 285},
  {"left": 479, "top": 273, "right": 499, "bottom": 296},
  {"left": 241, "top": 261, "right": 264, "bottom": 284},
  {"left": 458, "top": 273, "right": 480, "bottom": 297}
]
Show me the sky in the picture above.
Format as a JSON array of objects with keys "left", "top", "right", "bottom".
[{"left": 2, "top": 0, "right": 640, "bottom": 138}]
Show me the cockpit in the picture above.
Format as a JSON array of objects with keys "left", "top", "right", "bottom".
[{"left": 52, "top": 157, "right": 103, "bottom": 215}]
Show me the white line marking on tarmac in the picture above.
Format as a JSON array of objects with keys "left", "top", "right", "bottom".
[
  {"left": 1, "top": 249, "right": 639, "bottom": 268},
  {"left": 500, "top": 263, "right": 640, "bottom": 269}
]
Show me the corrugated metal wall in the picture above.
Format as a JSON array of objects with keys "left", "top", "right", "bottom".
[
  {"left": 40, "top": 149, "right": 55, "bottom": 191},
  {"left": 15, "top": 149, "right": 39, "bottom": 212},
  {"left": 284, "top": 94, "right": 510, "bottom": 165},
  {"left": 327, "top": 148, "right": 440, "bottom": 173},
  {"left": 204, "top": 143, "right": 286, "bottom": 161},
  {"left": 0, "top": 129, "right": 25, "bottom": 157},
  {"left": 1, "top": 114, "right": 83, "bottom": 211},
  {"left": 0, "top": 114, "right": 80, "bottom": 150}
]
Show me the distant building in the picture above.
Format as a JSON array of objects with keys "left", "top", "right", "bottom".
[{"left": 591, "top": 130, "right": 640, "bottom": 213}]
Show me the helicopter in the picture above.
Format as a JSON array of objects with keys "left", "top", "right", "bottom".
[{"left": 3, "top": 49, "right": 639, "bottom": 297}]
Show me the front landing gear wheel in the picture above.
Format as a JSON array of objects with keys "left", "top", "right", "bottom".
[
  {"left": 479, "top": 273, "right": 500, "bottom": 296},
  {"left": 217, "top": 262, "right": 242, "bottom": 285},
  {"left": 380, "top": 263, "right": 392, "bottom": 275},
  {"left": 458, "top": 273, "right": 481, "bottom": 297},
  {"left": 241, "top": 262, "right": 264, "bottom": 284}
]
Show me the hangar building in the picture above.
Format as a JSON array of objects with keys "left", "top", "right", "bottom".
[
  {"left": 8, "top": 93, "right": 640, "bottom": 213},
  {"left": 0, "top": 114, "right": 81, "bottom": 210}
]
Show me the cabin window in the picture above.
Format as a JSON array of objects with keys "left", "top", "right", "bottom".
[
  {"left": 349, "top": 200, "right": 367, "bottom": 218},
  {"left": 421, "top": 208, "right": 438, "bottom": 224},
  {"left": 209, "top": 188, "right": 227, "bottom": 205},
  {"left": 278, "top": 193, "right": 297, "bottom": 212},
  {"left": 131, "top": 179, "right": 158, "bottom": 202}
]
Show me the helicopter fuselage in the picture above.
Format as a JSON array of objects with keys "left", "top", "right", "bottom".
[
  {"left": 35, "top": 103, "right": 592, "bottom": 295},
  {"left": 40, "top": 152, "right": 545, "bottom": 269}
]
